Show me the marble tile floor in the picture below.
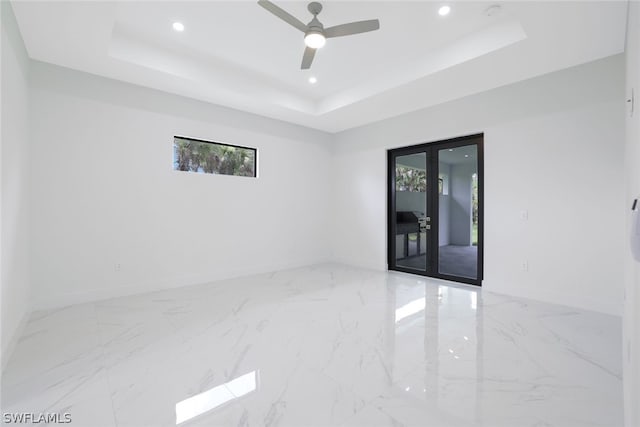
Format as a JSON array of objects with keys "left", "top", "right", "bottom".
[{"left": 1, "top": 264, "right": 623, "bottom": 427}]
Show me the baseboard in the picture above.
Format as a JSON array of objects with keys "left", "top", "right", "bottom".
[
  {"left": 331, "top": 257, "right": 622, "bottom": 317},
  {"left": 29, "top": 258, "right": 620, "bottom": 320},
  {"left": 31, "top": 257, "right": 333, "bottom": 311},
  {"left": 1, "top": 310, "right": 30, "bottom": 372},
  {"left": 330, "top": 257, "right": 386, "bottom": 273},
  {"left": 483, "top": 280, "right": 622, "bottom": 317}
]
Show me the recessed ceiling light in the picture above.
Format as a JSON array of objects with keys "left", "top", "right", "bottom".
[
  {"left": 438, "top": 5, "right": 451, "bottom": 16},
  {"left": 448, "top": 149, "right": 454, "bottom": 151},
  {"left": 173, "top": 22, "right": 185, "bottom": 32},
  {"left": 465, "top": 154, "right": 469, "bottom": 158},
  {"left": 308, "top": 76, "right": 318, "bottom": 84}
]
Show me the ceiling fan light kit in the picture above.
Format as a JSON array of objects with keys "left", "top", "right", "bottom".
[
  {"left": 304, "top": 32, "right": 326, "bottom": 49},
  {"left": 257, "top": 0, "right": 380, "bottom": 70}
]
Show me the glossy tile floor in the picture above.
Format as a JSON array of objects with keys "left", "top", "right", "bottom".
[{"left": 2, "top": 264, "right": 623, "bottom": 426}]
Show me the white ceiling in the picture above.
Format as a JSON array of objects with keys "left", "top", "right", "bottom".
[
  {"left": 12, "top": 1, "right": 627, "bottom": 133},
  {"left": 438, "top": 145, "right": 477, "bottom": 165}
]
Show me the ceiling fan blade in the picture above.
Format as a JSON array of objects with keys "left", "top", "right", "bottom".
[
  {"left": 325, "top": 19, "right": 380, "bottom": 38},
  {"left": 257, "top": 0, "right": 307, "bottom": 32},
  {"left": 301, "top": 47, "right": 316, "bottom": 69}
]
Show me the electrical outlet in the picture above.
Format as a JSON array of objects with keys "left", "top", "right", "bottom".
[
  {"left": 521, "top": 261, "right": 529, "bottom": 272},
  {"left": 115, "top": 263, "right": 121, "bottom": 272},
  {"left": 520, "top": 210, "right": 529, "bottom": 220}
]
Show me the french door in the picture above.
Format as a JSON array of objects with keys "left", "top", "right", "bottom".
[{"left": 387, "top": 134, "right": 484, "bottom": 286}]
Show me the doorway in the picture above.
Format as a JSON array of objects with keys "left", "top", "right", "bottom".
[{"left": 387, "top": 134, "right": 483, "bottom": 286}]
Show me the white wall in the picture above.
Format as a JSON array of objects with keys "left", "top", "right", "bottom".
[
  {"left": 331, "top": 54, "right": 625, "bottom": 316},
  {"left": 396, "top": 191, "right": 426, "bottom": 215},
  {"left": 438, "top": 162, "right": 451, "bottom": 246},
  {"left": 449, "top": 163, "right": 475, "bottom": 246},
  {"left": 1, "top": 2, "right": 31, "bottom": 369},
  {"left": 29, "top": 61, "right": 333, "bottom": 310},
  {"left": 623, "top": 1, "right": 640, "bottom": 425}
]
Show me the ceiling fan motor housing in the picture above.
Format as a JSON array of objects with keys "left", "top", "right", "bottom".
[
  {"left": 307, "top": 16, "right": 324, "bottom": 34},
  {"left": 308, "top": 2, "right": 323, "bottom": 15}
]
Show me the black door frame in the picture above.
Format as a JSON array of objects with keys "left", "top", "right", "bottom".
[{"left": 387, "top": 133, "right": 484, "bottom": 286}]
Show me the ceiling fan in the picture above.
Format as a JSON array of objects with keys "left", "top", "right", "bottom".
[{"left": 257, "top": 0, "right": 380, "bottom": 70}]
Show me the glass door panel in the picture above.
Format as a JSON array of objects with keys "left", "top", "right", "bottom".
[
  {"left": 437, "top": 144, "right": 478, "bottom": 279},
  {"left": 394, "top": 152, "right": 428, "bottom": 271}
]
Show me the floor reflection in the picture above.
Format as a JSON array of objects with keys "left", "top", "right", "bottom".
[
  {"left": 175, "top": 370, "right": 257, "bottom": 424},
  {"left": 390, "top": 281, "right": 481, "bottom": 423}
]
